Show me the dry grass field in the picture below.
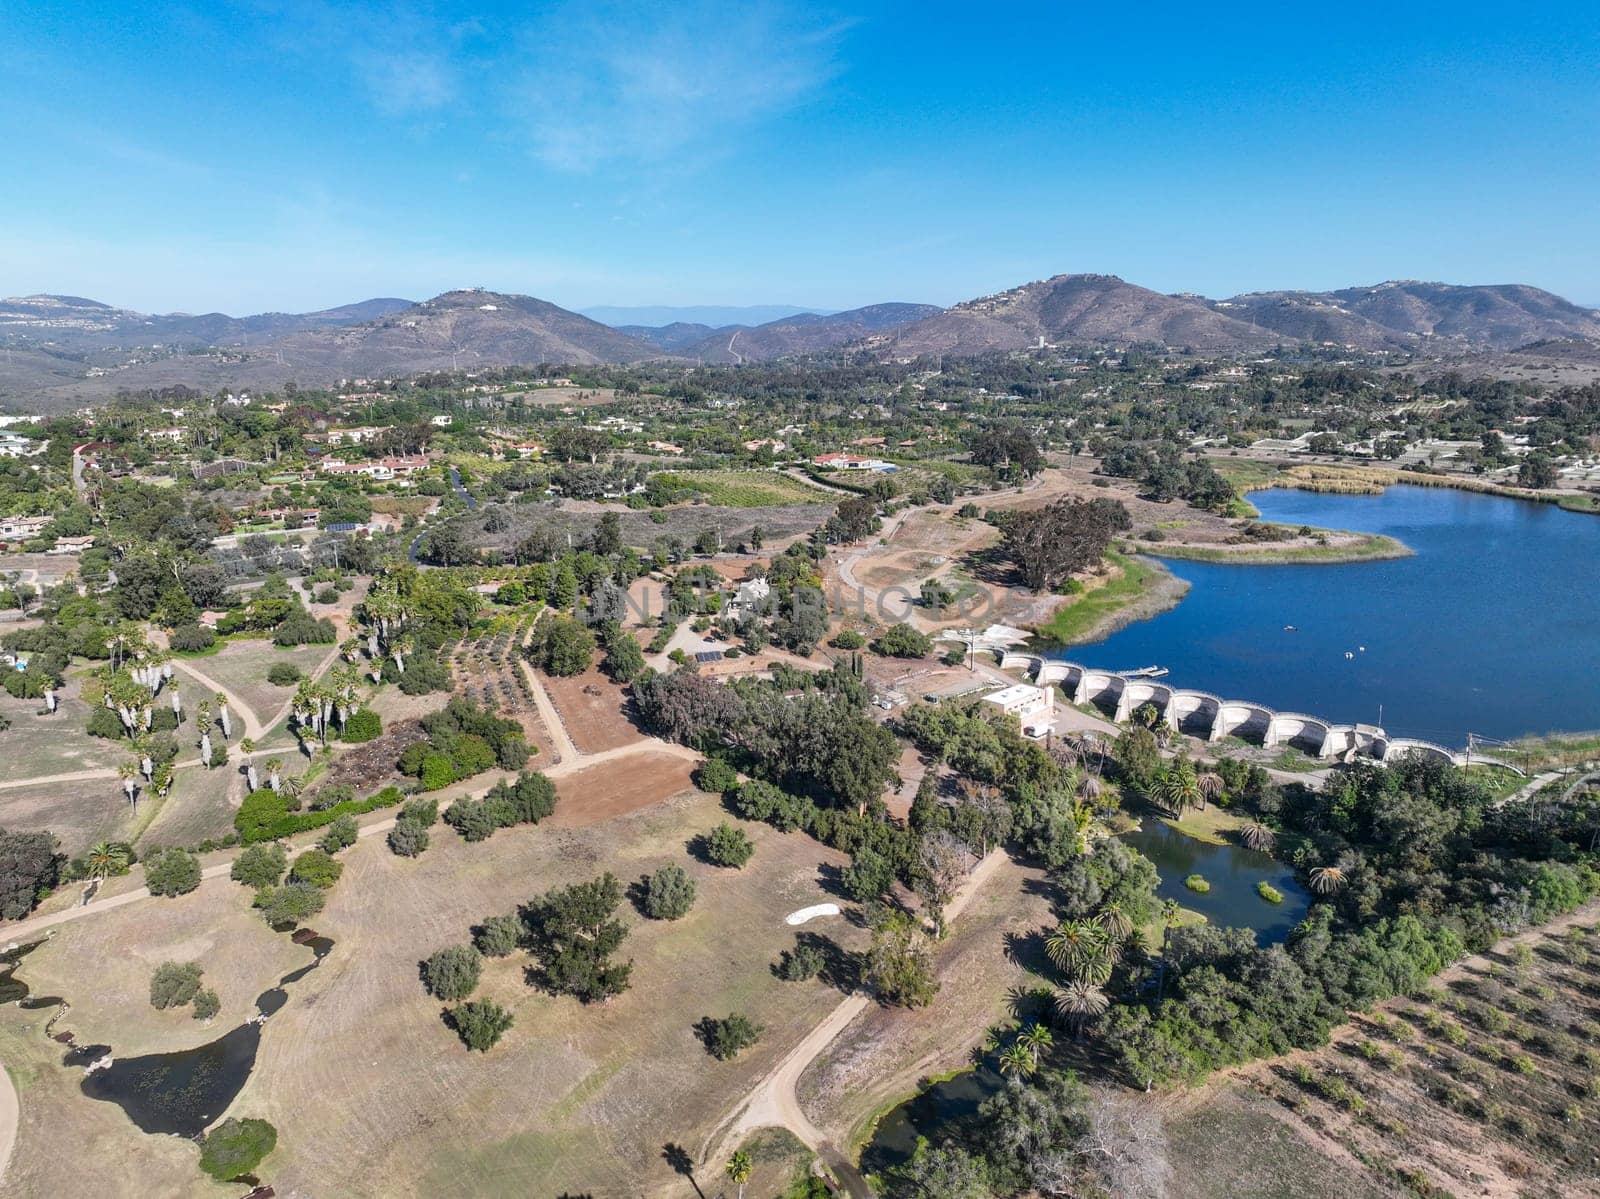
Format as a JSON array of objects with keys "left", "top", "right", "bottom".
[
  {"left": 179, "top": 638, "right": 337, "bottom": 726},
  {"left": 0, "top": 784, "right": 865, "bottom": 1198},
  {"left": 0, "top": 692, "right": 122, "bottom": 780},
  {"left": 0, "top": 779, "right": 134, "bottom": 859}
]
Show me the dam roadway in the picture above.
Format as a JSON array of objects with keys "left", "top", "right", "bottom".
[{"left": 995, "top": 651, "right": 1523, "bottom": 775}]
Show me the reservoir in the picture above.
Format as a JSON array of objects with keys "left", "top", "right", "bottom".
[{"left": 1062, "top": 485, "right": 1600, "bottom": 743}]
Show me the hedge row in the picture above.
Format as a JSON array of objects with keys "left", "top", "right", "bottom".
[{"left": 235, "top": 785, "right": 407, "bottom": 843}]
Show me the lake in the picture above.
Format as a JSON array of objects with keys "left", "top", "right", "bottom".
[{"left": 1060, "top": 484, "right": 1600, "bottom": 743}]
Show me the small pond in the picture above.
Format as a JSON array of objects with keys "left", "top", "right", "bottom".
[
  {"left": 861, "top": 825, "right": 1310, "bottom": 1171},
  {"left": 1121, "top": 819, "right": 1310, "bottom": 945}
]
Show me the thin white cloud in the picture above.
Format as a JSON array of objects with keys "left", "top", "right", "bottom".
[{"left": 507, "top": 1, "right": 851, "bottom": 172}]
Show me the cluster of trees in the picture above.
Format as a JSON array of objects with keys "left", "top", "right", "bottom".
[
  {"left": 442, "top": 770, "right": 557, "bottom": 842},
  {"left": 968, "top": 426, "right": 1046, "bottom": 479},
  {"left": 636, "top": 662, "right": 898, "bottom": 813},
  {"left": 1097, "top": 757, "right": 1600, "bottom": 1088},
  {"left": 397, "top": 697, "right": 530, "bottom": 791},
  {"left": 996, "top": 497, "right": 1130, "bottom": 591},
  {"left": 0, "top": 828, "right": 61, "bottom": 919},
  {"left": 526, "top": 613, "right": 596, "bottom": 676},
  {"left": 149, "top": 960, "right": 219, "bottom": 1020}
]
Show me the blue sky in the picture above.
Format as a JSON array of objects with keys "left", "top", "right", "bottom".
[{"left": 1, "top": 1, "right": 1596, "bottom": 314}]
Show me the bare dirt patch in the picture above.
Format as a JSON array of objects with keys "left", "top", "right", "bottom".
[
  {"left": 550, "top": 751, "right": 699, "bottom": 828},
  {"left": 542, "top": 668, "right": 644, "bottom": 755}
]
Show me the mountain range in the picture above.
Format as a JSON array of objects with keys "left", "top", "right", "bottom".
[{"left": 1, "top": 276, "right": 1596, "bottom": 408}]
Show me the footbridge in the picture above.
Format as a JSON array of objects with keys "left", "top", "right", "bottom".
[{"left": 997, "top": 652, "right": 1524, "bottom": 775}]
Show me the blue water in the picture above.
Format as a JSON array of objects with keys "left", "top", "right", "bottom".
[
  {"left": 1122, "top": 820, "right": 1310, "bottom": 944},
  {"left": 1056, "top": 485, "right": 1600, "bottom": 743}
]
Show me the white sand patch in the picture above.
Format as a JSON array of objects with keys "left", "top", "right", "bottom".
[{"left": 785, "top": 903, "right": 840, "bottom": 926}]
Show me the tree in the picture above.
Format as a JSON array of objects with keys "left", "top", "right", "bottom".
[
  {"left": 1152, "top": 759, "right": 1201, "bottom": 818},
  {"left": 318, "top": 814, "right": 359, "bottom": 854},
  {"left": 866, "top": 910, "right": 939, "bottom": 1007},
  {"left": 86, "top": 840, "right": 129, "bottom": 882},
  {"left": 726, "top": 1150, "right": 753, "bottom": 1199},
  {"left": 288, "top": 848, "right": 343, "bottom": 889},
  {"left": 528, "top": 613, "right": 596, "bottom": 676},
  {"left": 876, "top": 623, "right": 933, "bottom": 658},
  {"left": 1309, "top": 864, "right": 1347, "bottom": 894},
  {"left": 341, "top": 708, "right": 382, "bottom": 742},
  {"left": 149, "top": 961, "right": 204, "bottom": 1009},
  {"left": 697, "top": 1013, "right": 763, "bottom": 1060},
  {"left": 1001, "top": 498, "right": 1125, "bottom": 591},
  {"left": 144, "top": 848, "right": 201, "bottom": 897},
  {"left": 1518, "top": 453, "right": 1558, "bottom": 488},
  {"left": 523, "top": 873, "right": 633, "bottom": 1002},
  {"left": 388, "top": 819, "right": 431, "bottom": 857},
  {"left": 917, "top": 829, "right": 974, "bottom": 937},
  {"left": 703, "top": 821, "right": 755, "bottom": 868},
  {"left": 231, "top": 842, "right": 287, "bottom": 889},
  {"left": 447, "top": 999, "right": 514, "bottom": 1051},
  {"left": 192, "top": 987, "right": 221, "bottom": 1020},
  {"left": 641, "top": 863, "right": 696, "bottom": 920},
  {"left": 423, "top": 945, "right": 482, "bottom": 1001},
  {"left": 254, "top": 880, "right": 325, "bottom": 928},
  {"left": 1054, "top": 979, "right": 1110, "bottom": 1037},
  {"left": 0, "top": 829, "right": 59, "bottom": 919},
  {"left": 198, "top": 1117, "right": 277, "bottom": 1181}
]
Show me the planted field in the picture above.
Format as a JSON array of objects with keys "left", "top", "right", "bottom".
[
  {"left": 655, "top": 469, "right": 835, "bottom": 507},
  {"left": 542, "top": 667, "right": 644, "bottom": 755},
  {"left": 1224, "top": 911, "right": 1600, "bottom": 1196}
]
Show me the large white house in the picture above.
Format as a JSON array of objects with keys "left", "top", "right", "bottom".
[{"left": 982, "top": 683, "right": 1055, "bottom": 737}]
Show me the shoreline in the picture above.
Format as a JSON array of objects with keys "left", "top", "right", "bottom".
[
  {"left": 1031, "top": 553, "right": 1190, "bottom": 647},
  {"left": 1227, "top": 460, "right": 1600, "bottom": 517},
  {"left": 1141, "top": 530, "right": 1412, "bottom": 566}
]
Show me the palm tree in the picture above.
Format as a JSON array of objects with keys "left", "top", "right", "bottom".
[
  {"left": 1309, "top": 864, "right": 1347, "bottom": 895},
  {"left": 214, "top": 692, "right": 232, "bottom": 739},
  {"left": 1019, "top": 1022, "right": 1054, "bottom": 1066},
  {"left": 725, "top": 1150, "right": 752, "bottom": 1199},
  {"left": 1077, "top": 773, "right": 1104, "bottom": 802},
  {"left": 1196, "top": 770, "right": 1224, "bottom": 810},
  {"left": 1133, "top": 702, "right": 1160, "bottom": 730},
  {"left": 1097, "top": 902, "right": 1134, "bottom": 941},
  {"left": 196, "top": 700, "right": 215, "bottom": 766},
  {"left": 1045, "top": 919, "right": 1106, "bottom": 976},
  {"left": 265, "top": 757, "right": 283, "bottom": 793},
  {"left": 1153, "top": 759, "right": 1200, "bottom": 818},
  {"left": 86, "top": 841, "right": 128, "bottom": 881},
  {"left": 998, "top": 1040, "right": 1036, "bottom": 1078},
  {"left": 1054, "top": 980, "right": 1109, "bottom": 1038},
  {"left": 117, "top": 760, "right": 138, "bottom": 808},
  {"left": 1240, "top": 821, "right": 1276, "bottom": 852},
  {"left": 240, "top": 737, "right": 259, "bottom": 791}
]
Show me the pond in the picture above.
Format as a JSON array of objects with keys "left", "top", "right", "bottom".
[
  {"left": 4, "top": 930, "right": 334, "bottom": 1141},
  {"left": 860, "top": 822, "right": 1310, "bottom": 1171},
  {"left": 1121, "top": 819, "right": 1310, "bottom": 945},
  {"left": 1058, "top": 484, "right": 1600, "bottom": 742}
]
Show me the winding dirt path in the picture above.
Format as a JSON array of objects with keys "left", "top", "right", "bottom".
[
  {"left": 166, "top": 657, "right": 267, "bottom": 741},
  {"left": 699, "top": 848, "right": 1008, "bottom": 1196}
]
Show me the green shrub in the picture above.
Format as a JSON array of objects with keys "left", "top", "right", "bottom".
[
  {"left": 1257, "top": 881, "right": 1284, "bottom": 903},
  {"left": 253, "top": 881, "right": 325, "bottom": 928},
  {"left": 144, "top": 848, "right": 201, "bottom": 897},
  {"left": 340, "top": 708, "right": 382, "bottom": 743},
  {"left": 695, "top": 757, "right": 739, "bottom": 795},
  {"left": 266, "top": 661, "right": 302, "bottom": 686},
  {"left": 198, "top": 1117, "right": 277, "bottom": 1181},
  {"left": 235, "top": 786, "right": 405, "bottom": 843},
  {"left": 423, "top": 945, "right": 482, "bottom": 1001},
  {"left": 830, "top": 630, "right": 866, "bottom": 650},
  {"left": 473, "top": 914, "right": 522, "bottom": 957},
  {"left": 447, "top": 999, "right": 513, "bottom": 1051},
  {"left": 149, "top": 961, "right": 204, "bottom": 1009},
  {"left": 1184, "top": 874, "right": 1211, "bottom": 893},
  {"left": 288, "top": 848, "right": 343, "bottom": 889},
  {"left": 169, "top": 624, "right": 217, "bottom": 653},
  {"left": 230, "top": 842, "right": 287, "bottom": 889},
  {"left": 875, "top": 623, "right": 933, "bottom": 658},
  {"left": 388, "top": 820, "right": 430, "bottom": 857},
  {"left": 776, "top": 943, "right": 824, "bottom": 982},
  {"left": 697, "top": 1013, "right": 763, "bottom": 1060},
  {"left": 703, "top": 822, "right": 755, "bottom": 868},
  {"left": 641, "top": 864, "right": 696, "bottom": 920},
  {"left": 318, "top": 814, "right": 359, "bottom": 854},
  {"left": 192, "top": 988, "right": 221, "bottom": 1020}
]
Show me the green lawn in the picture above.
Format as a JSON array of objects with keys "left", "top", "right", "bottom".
[{"left": 1034, "top": 551, "right": 1162, "bottom": 644}]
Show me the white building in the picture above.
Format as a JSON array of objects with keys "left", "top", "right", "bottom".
[{"left": 982, "top": 683, "right": 1055, "bottom": 736}]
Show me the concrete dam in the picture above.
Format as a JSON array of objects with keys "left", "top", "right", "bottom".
[{"left": 996, "top": 652, "right": 1523, "bottom": 775}]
